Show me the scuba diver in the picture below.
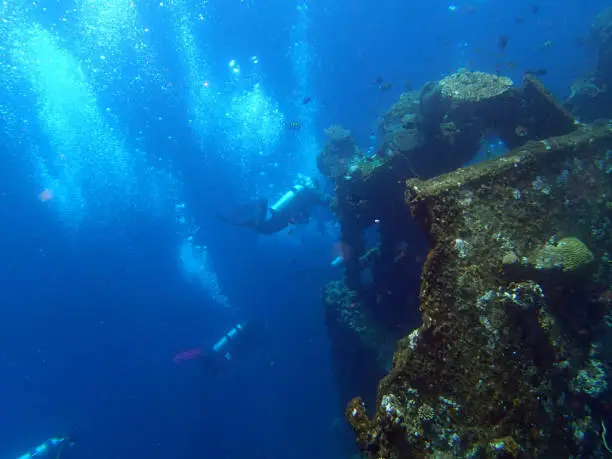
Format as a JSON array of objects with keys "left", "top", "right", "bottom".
[
  {"left": 173, "top": 320, "right": 268, "bottom": 375},
  {"left": 217, "top": 178, "right": 331, "bottom": 235},
  {"left": 15, "top": 435, "right": 76, "bottom": 459}
]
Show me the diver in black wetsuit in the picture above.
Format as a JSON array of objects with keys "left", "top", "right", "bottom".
[
  {"left": 199, "top": 321, "right": 267, "bottom": 375},
  {"left": 15, "top": 435, "right": 77, "bottom": 459},
  {"left": 217, "top": 180, "right": 330, "bottom": 235}
]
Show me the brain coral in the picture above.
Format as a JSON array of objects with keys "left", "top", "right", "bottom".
[{"left": 533, "top": 237, "right": 594, "bottom": 273}]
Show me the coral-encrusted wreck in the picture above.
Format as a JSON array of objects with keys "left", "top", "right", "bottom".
[
  {"left": 322, "top": 69, "right": 612, "bottom": 457},
  {"left": 347, "top": 122, "right": 612, "bottom": 458}
]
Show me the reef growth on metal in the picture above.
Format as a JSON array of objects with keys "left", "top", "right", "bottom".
[{"left": 346, "top": 122, "right": 612, "bottom": 457}]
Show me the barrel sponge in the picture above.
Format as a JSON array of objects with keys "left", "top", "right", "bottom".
[
  {"left": 439, "top": 69, "right": 513, "bottom": 103},
  {"left": 317, "top": 124, "right": 360, "bottom": 178},
  {"left": 533, "top": 237, "right": 594, "bottom": 273}
]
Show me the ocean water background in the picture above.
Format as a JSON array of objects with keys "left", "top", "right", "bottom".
[{"left": 0, "top": 0, "right": 608, "bottom": 458}]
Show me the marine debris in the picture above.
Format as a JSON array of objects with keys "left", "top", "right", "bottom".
[{"left": 322, "top": 63, "right": 612, "bottom": 457}]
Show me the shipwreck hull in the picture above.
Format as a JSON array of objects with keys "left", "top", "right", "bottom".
[{"left": 346, "top": 122, "right": 612, "bottom": 458}]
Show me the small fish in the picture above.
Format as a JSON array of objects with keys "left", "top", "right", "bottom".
[
  {"left": 497, "top": 35, "right": 509, "bottom": 51},
  {"left": 375, "top": 77, "right": 392, "bottom": 92},
  {"left": 530, "top": 4, "right": 539, "bottom": 14},
  {"left": 405, "top": 80, "right": 413, "bottom": 91},
  {"left": 524, "top": 68, "right": 547, "bottom": 77},
  {"left": 514, "top": 17, "right": 525, "bottom": 25},
  {"left": 39, "top": 188, "right": 54, "bottom": 202},
  {"left": 302, "top": 96, "right": 311, "bottom": 105},
  {"left": 287, "top": 121, "right": 302, "bottom": 131},
  {"left": 574, "top": 36, "right": 587, "bottom": 46},
  {"left": 173, "top": 348, "right": 203, "bottom": 364}
]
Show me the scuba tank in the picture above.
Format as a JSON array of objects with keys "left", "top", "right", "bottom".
[
  {"left": 270, "top": 185, "right": 305, "bottom": 214},
  {"left": 211, "top": 322, "right": 248, "bottom": 360},
  {"left": 330, "top": 255, "right": 344, "bottom": 267},
  {"left": 16, "top": 437, "right": 67, "bottom": 459}
]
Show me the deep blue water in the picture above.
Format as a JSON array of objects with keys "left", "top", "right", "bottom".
[{"left": 0, "top": 0, "right": 609, "bottom": 458}]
